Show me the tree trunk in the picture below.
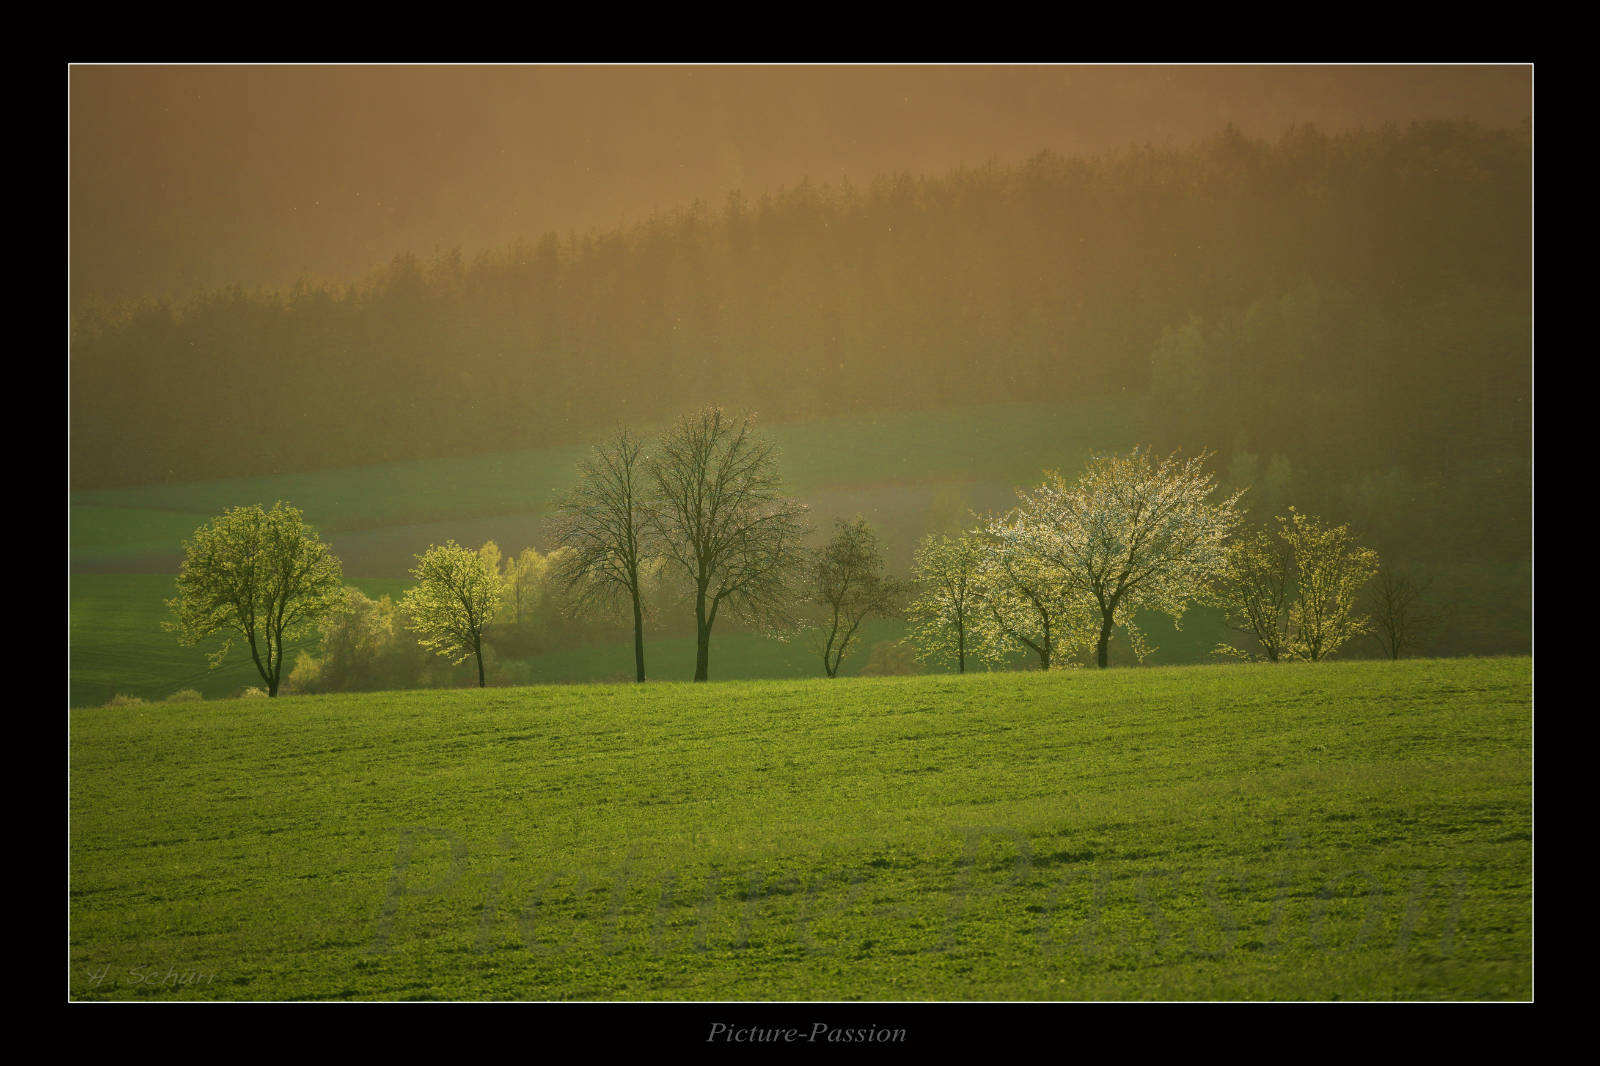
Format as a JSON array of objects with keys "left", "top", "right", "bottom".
[
  {"left": 476, "top": 638, "right": 486, "bottom": 688},
  {"left": 1096, "top": 613, "right": 1114, "bottom": 669},
  {"left": 957, "top": 623, "right": 965, "bottom": 674},
  {"left": 631, "top": 589, "right": 646, "bottom": 683},
  {"left": 694, "top": 587, "right": 710, "bottom": 682}
]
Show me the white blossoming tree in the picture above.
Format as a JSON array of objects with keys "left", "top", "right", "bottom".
[
  {"left": 995, "top": 449, "right": 1244, "bottom": 668},
  {"left": 969, "top": 523, "right": 1100, "bottom": 670}
]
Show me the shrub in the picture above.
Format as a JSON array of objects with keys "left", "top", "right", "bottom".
[
  {"left": 104, "top": 693, "right": 147, "bottom": 708},
  {"left": 165, "top": 688, "right": 204, "bottom": 703}
]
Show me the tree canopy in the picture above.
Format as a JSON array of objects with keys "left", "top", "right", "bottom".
[
  {"left": 992, "top": 450, "right": 1243, "bottom": 668},
  {"left": 649, "top": 406, "right": 810, "bottom": 681},
  {"left": 401, "top": 540, "right": 505, "bottom": 687},
  {"left": 808, "top": 518, "right": 903, "bottom": 678},
  {"left": 166, "top": 501, "right": 343, "bottom": 697}
]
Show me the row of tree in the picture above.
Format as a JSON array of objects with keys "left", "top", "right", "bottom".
[{"left": 168, "top": 408, "right": 1413, "bottom": 697}]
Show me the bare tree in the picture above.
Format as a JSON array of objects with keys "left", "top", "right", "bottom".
[
  {"left": 1367, "top": 566, "right": 1433, "bottom": 660},
  {"left": 649, "top": 407, "right": 810, "bottom": 681},
  {"left": 550, "top": 427, "right": 656, "bottom": 683},
  {"left": 809, "top": 517, "right": 905, "bottom": 678}
]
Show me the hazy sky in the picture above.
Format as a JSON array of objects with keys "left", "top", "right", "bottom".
[{"left": 68, "top": 64, "right": 1531, "bottom": 306}]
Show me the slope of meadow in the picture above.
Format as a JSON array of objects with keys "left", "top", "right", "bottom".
[{"left": 69, "top": 657, "right": 1532, "bottom": 1001}]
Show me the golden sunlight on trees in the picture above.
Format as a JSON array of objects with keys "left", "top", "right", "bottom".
[
  {"left": 402, "top": 540, "right": 505, "bottom": 687},
  {"left": 1212, "top": 508, "right": 1380, "bottom": 662},
  {"left": 1279, "top": 508, "right": 1380, "bottom": 662},
  {"left": 165, "top": 501, "right": 344, "bottom": 697},
  {"left": 905, "top": 533, "right": 984, "bottom": 673},
  {"left": 1214, "top": 525, "right": 1296, "bottom": 662},
  {"left": 649, "top": 407, "right": 810, "bottom": 681},
  {"left": 807, "top": 518, "right": 904, "bottom": 678},
  {"left": 994, "top": 450, "right": 1244, "bottom": 669},
  {"left": 970, "top": 523, "right": 1099, "bottom": 670},
  {"left": 287, "top": 586, "right": 430, "bottom": 695}
]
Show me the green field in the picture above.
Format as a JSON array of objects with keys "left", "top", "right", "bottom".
[{"left": 68, "top": 657, "right": 1532, "bottom": 1001}]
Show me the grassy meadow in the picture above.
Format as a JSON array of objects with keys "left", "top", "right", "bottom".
[{"left": 68, "top": 657, "right": 1532, "bottom": 1001}]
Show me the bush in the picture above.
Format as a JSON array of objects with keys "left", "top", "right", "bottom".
[
  {"left": 859, "top": 640, "right": 921, "bottom": 677},
  {"left": 104, "top": 693, "right": 147, "bottom": 708},
  {"left": 238, "top": 686, "right": 269, "bottom": 699},
  {"left": 164, "top": 688, "right": 204, "bottom": 703}
]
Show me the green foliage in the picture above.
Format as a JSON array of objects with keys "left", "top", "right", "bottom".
[
  {"left": 969, "top": 524, "right": 1097, "bottom": 670},
  {"left": 163, "top": 688, "right": 203, "bottom": 703},
  {"left": 164, "top": 501, "right": 344, "bottom": 697},
  {"left": 1280, "top": 508, "right": 1380, "bottom": 662},
  {"left": 103, "top": 693, "right": 146, "bottom": 708},
  {"left": 905, "top": 533, "right": 984, "bottom": 672},
  {"left": 1214, "top": 525, "right": 1295, "bottom": 662},
  {"left": 1213, "top": 508, "right": 1380, "bottom": 663},
  {"left": 288, "top": 586, "right": 432, "bottom": 695},
  {"left": 401, "top": 541, "right": 504, "bottom": 686}
]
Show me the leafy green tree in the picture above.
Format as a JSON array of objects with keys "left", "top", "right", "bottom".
[
  {"left": 808, "top": 518, "right": 904, "bottom": 678},
  {"left": 1213, "top": 524, "right": 1295, "bottom": 662},
  {"left": 1280, "top": 508, "right": 1379, "bottom": 661},
  {"left": 905, "top": 532, "right": 984, "bottom": 673},
  {"left": 1212, "top": 508, "right": 1380, "bottom": 662},
  {"left": 550, "top": 427, "right": 658, "bottom": 682},
  {"left": 649, "top": 407, "right": 810, "bottom": 681},
  {"left": 166, "top": 501, "right": 343, "bottom": 697},
  {"left": 401, "top": 540, "right": 505, "bottom": 687},
  {"left": 994, "top": 449, "right": 1243, "bottom": 668},
  {"left": 504, "top": 547, "right": 556, "bottom": 628}
]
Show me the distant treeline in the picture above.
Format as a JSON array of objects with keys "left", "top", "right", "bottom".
[{"left": 71, "top": 120, "right": 1529, "bottom": 494}]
